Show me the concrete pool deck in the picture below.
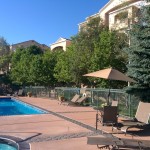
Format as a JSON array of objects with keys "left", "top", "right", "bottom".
[{"left": 0, "top": 96, "right": 150, "bottom": 150}]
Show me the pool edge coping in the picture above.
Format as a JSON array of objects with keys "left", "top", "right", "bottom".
[{"left": 0, "top": 135, "right": 30, "bottom": 150}]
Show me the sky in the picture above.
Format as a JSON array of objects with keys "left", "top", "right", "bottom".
[{"left": 0, "top": 0, "right": 109, "bottom": 46}]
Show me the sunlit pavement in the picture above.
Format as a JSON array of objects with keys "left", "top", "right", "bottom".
[{"left": 0, "top": 96, "right": 149, "bottom": 150}]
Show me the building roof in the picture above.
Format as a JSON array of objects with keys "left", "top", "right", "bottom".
[
  {"left": 51, "top": 37, "right": 71, "bottom": 46},
  {"left": 10, "top": 40, "right": 49, "bottom": 51}
]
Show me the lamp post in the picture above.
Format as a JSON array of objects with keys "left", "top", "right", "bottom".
[
  {"left": 126, "top": 28, "right": 131, "bottom": 86},
  {"left": 127, "top": 19, "right": 131, "bottom": 86}
]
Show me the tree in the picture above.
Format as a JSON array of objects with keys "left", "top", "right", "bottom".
[
  {"left": 90, "top": 30, "right": 128, "bottom": 88},
  {"left": 10, "top": 45, "right": 60, "bottom": 87},
  {"left": 65, "top": 17, "right": 106, "bottom": 86},
  {"left": 54, "top": 49, "right": 72, "bottom": 85},
  {"left": 10, "top": 45, "right": 43, "bottom": 86},
  {"left": 40, "top": 50, "right": 58, "bottom": 87},
  {"left": 70, "top": 20, "right": 127, "bottom": 88},
  {"left": 54, "top": 17, "right": 128, "bottom": 88},
  {"left": 0, "top": 37, "right": 11, "bottom": 73},
  {"left": 125, "top": 0, "right": 150, "bottom": 101},
  {"left": 0, "top": 37, "right": 10, "bottom": 56},
  {"left": 29, "top": 55, "right": 43, "bottom": 85}
]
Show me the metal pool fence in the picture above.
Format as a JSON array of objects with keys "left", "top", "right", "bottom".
[
  {"left": 24, "top": 86, "right": 140, "bottom": 118},
  {"left": 55, "top": 87, "right": 140, "bottom": 118},
  {"left": 24, "top": 86, "right": 56, "bottom": 98}
]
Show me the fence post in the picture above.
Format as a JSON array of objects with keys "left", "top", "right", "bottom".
[
  {"left": 96, "top": 113, "right": 98, "bottom": 130},
  {"left": 129, "top": 94, "right": 131, "bottom": 117}
]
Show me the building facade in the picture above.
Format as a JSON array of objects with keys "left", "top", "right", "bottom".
[
  {"left": 79, "top": 0, "right": 146, "bottom": 31},
  {"left": 50, "top": 37, "right": 71, "bottom": 51},
  {"left": 10, "top": 40, "right": 49, "bottom": 51}
]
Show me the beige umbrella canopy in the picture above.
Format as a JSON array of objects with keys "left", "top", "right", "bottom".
[
  {"left": 83, "top": 68, "right": 136, "bottom": 104},
  {"left": 83, "top": 68, "right": 136, "bottom": 83}
]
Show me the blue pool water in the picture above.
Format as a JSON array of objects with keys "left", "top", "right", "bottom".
[
  {"left": 0, "top": 97, "right": 47, "bottom": 116},
  {"left": 0, "top": 143, "right": 17, "bottom": 150},
  {"left": 0, "top": 137, "right": 18, "bottom": 150}
]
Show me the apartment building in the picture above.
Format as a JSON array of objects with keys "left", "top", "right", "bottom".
[{"left": 79, "top": 0, "right": 146, "bottom": 31}]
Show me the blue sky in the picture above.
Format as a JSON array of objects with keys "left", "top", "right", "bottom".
[{"left": 0, "top": 0, "right": 109, "bottom": 46}]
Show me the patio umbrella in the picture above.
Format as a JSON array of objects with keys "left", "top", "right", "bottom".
[{"left": 83, "top": 68, "right": 136, "bottom": 104}]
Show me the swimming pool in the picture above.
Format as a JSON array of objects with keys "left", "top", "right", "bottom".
[
  {"left": 0, "top": 97, "right": 47, "bottom": 116},
  {"left": 0, "top": 143, "right": 17, "bottom": 150},
  {"left": 0, "top": 137, "right": 18, "bottom": 150},
  {"left": 0, "top": 136, "right": 30, "bottom": 150}
]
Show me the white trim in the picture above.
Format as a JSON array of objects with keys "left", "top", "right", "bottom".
[
  {"left": 109, "top": 1, "right": 145, "bottom": 15},
  {"left": 99, "top": 0, "right": 114, "bottom": 14}
]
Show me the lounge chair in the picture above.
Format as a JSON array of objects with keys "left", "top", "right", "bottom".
[
  {"left": 87, "top": 135, "right": 150, "bottom": 150},
  {"left": 75, "top": 96, "right": 87, "bottom": 105},
  {"left": 60, "top": 94, "right": 80, "bottom": 105},
  {"left": 13, "top": 89, "right": 23, "bottom": 97},
  {"left": 112, "top": 101, "right": 150, "bottom": 135},
  {"left": 62, "top": 95, "right": 88, "bottom": 106},
  {"left": 17, "top": 89, "right": 23, "bottom": 96},
  {"left": 67, "top": 95, "right": 88, "bottom": 106}
]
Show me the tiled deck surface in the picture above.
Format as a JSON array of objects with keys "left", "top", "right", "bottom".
[{"left": 0, "top": 96, "right": 150, "bottom": 150}]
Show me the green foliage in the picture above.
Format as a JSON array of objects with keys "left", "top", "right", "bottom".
[
  {"left": 7, "top": 15, "right": 128, "bottom": 89},
  {"left": 10, "top": 45, "right": 44, "bottom": 85},
  {"left": 27, "top": 45, "right": 44, "bottom": 55},
  {"left": 0, "top": 37, "right": 10, "bottom": 56},
  {"left": 125, "top": 2, "right": 150, "bottom": 102},
  {"left": 54, "top": 18, "right": 103, "bottom": 86},
  {"left": 54, "top": 17, "right": 128, "bottom": 88},
  {"left": 10, "top": 48, "right": 31, "bottom": 85},
  {"left": 40, "top": 50, "right": 57, "bottom": 86},
  {"left": 10, "top": 45, "right": 61, "bottom": 87},
  {"left": 54, "top": 50, "right": 72, "bottom": 84},
  {"left": 29, "top": 55, "right": 43, "bottom": 84},
  {"left": 90, "top": 30, "right": 128, "bottom": 88},
  {"left": 0, "top": 37, "right": 11, "bottom": 73},
  {"left": 115, "top": 11, "right": 128, "bottom": 20}
]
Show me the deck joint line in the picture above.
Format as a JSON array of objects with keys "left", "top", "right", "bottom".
[{"left": 26, "top": 110, "right": 113, "bottom": 143}]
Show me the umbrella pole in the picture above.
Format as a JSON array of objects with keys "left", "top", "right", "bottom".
[
  {"left": 107, "top": 89, "right": 110, "bottom": 105},
  {"left": 107, "top": 80, "right": 111, "bottom": 105},
  {"left": 96, "top": 94, "right": 98, "bottom": 130},
  {"left": 96, "top": 112, "right": 98, "bottom": 130}
]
